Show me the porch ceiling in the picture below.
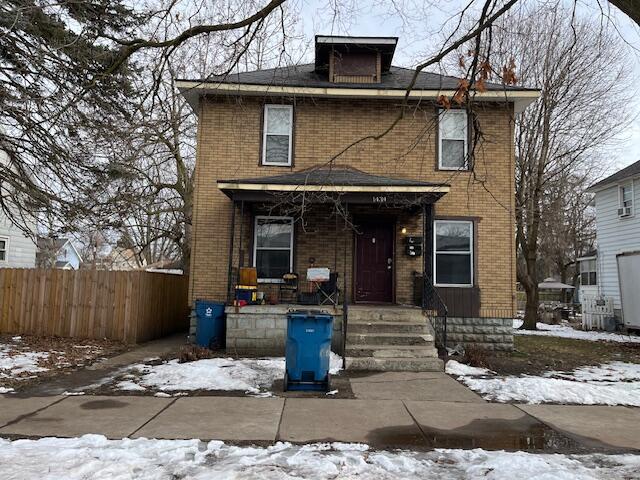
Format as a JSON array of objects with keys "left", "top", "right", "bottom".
[{"left": 218, "top": 167, "right": 449, "bottom": 204}]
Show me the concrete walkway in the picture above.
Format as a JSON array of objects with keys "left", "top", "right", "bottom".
[{"left": 1, "top": 392, "right": 638, "bottom": 452}]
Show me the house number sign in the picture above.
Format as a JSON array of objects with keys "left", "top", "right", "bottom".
[{"left": 372, "top": 196, "right": 387, "bottom": 203}]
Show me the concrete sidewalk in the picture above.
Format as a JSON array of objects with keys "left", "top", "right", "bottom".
[{"left": 1, "top": 393, "right": 638, "bottom": 452}]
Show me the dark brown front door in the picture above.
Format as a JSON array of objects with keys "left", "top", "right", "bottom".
[{"left": 355, "top": 222, "right": 394, "bottom": 302}]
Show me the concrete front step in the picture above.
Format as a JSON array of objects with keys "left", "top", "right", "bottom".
[
  {"left": 347, "top": 321, "right": 431, "bottom": 334},
  {"left": 345, "top": 356, "right": 444, "bottom": 372},
  {"left": 345, "top": 344, "right": 440, "bottom": 358},
  {"left": 347, "top": 307, "right": 425, "bottom": 323},
  {"left": 346, "top": 332, "right": 434, "bottom": 346}
]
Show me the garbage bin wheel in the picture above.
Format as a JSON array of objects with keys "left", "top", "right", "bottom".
[{"left": 283, "top": 371, "right": 289, "bottom": 392}]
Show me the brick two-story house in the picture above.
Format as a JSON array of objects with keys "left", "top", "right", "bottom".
[{"left": 178, "top": 36, "right": 538, "bottom": 370}]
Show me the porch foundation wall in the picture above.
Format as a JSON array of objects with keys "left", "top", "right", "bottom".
[
  {"left": 224, "top": 306, "right": 344, "bottom": 355},
  {"left": 446, "top": 317, "right": 513, "bottom": 351}
]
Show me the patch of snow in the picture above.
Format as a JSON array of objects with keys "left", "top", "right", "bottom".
[
  {"left": 513, "top": 320, "right": 640, "bottom": 343},
  {"left": 62, "top": 391, "right": 85, "bottom": 396},
  {"left": 0, "top": 346, "right": 49, "bottom": 377},
  {"left": 0, "top": 386, "right": 14, "bottom": 394},
  {"left": 11, "top": 336, "right": 21, "bottom": 342},
  {"left": 0, "top": 435, "right": 639, "bottom": 479},
  {"left": 115, "top": 380, "right": 147, "bottom": 392},
  {"left": 154, "top": 392, "right": 171, "bottom": 398},
  {"left": 446, "top": 360, "right": 494, "bottom": 376},
  {"left": 111, "top": 352, "right": 343, "bottom": 395},
  {"left": 326, "top": 389, "right": 338, "bottom": 396},
  {"left": 454, "top": 361, "right": 640, "bottom": 406}
]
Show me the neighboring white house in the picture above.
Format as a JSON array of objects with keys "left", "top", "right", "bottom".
[
  {"left": 36, "top": 237, "right": 83, "bottom": 270},
  {"left": 0, "top": 211, "right": 37, "bottom": 268},
  {"left": 0, "top": 149, "right": 37, "bottom": 268},
  {"left": 585, "top": 159, "right": 640, "bottom": 330}
]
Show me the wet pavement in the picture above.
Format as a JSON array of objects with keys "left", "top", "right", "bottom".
[{"left": 1, "top": 392, "right": 639, "bottom": 453}]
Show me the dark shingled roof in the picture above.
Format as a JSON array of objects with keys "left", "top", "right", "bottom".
[
  {"left": 219, "top": 167, "right": 448, "bottom": 187},
  {"left": 178, "top": 63, "right": 535, "bottom": 92},
  {"left": 588, "top": 159, "right": 640, "bottom": 191}
]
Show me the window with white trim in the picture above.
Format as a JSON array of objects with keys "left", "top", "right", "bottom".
[
  {"left": 0, "top": 237, "right": 7, "bottom": 261},
  {"left": 618, "top": 183, "right": 634, "bottom": 217},
  {"left": 262, "top": 105, "right": 293, "bottom": 166},
  {"left": 434, "top": 220, "right": 473, "bottom": 286},
  {"left": 580, "top": 258, "right": 597, "bottom": 286},
  {"left": 438, "top": 109, "right": 468, "bottom": 170},
  {"left": 254, "top": 216, "right": 294, "bottom": 281}
]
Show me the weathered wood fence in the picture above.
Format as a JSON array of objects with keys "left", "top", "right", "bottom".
[{"left": 0, "top": 269, "right": 189, "bottom": 343}]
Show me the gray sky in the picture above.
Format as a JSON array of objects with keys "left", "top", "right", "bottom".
[{"left": 296, "top": 0, "right": 639, "bottom": 173}]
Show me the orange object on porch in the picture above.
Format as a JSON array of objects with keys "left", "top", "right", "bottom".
[{"left": 239, "top": 267, "right": 258, "bottom": 286}]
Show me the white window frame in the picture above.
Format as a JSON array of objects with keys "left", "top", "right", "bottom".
[
  {"left": 261, "top": 104, "right": 293, "bottom": 166},
  {"left": 253, "top": 215, "right": 294, "bottom": 283},
  {"left": 579, "top": 257, "right": 597, "bottom": 286},
  {"left": 433, "top": 220, "right": 474, "bottom": 287},
  {"left": 0, "top": 236, "right": 8, "bottom": 263},
  {"left": 438, "top": 108, "right": 468, "bottom": 171},
  {"left": 618, "top": 182, "right": 634, "bottom": 217}
]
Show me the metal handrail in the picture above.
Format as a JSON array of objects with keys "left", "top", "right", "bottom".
[{"left": 422, "top": 273, "right": 448, "bottom": 354}]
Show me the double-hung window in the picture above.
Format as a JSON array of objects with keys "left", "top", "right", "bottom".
[
  {"left": 619, "top": 183, "right": 634, "bottom": 217},
  {"left": 438, "top": 109, "right": 468, "bottom": 170},
  {"left": 434, "top": 220, "right": 473, "bottom": 286},
  {"left": 580, "top": 259, "right": 597, "bottom": 286},
  {"left": 254, "top": 216, "right": 294, "bottom": 281},
  {"left": 262, "top": 105, "right": 293, "bottom": 166},
  {"left": 0, "top": 237, "right": 7, "bottom": 261}
]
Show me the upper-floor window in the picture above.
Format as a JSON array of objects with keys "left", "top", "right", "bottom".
[
  {"left": 0, "top": 237, "right": 7, "bottom": 261},
  {"left": 580, "top": 258, "right": 597, "bottom": 286},
  {"left": 434, "top": 220, "right": 473, "bottom": 287},
  {"left": 262, "top": 105, "right": 293, "bottom": 166},
  {"left": 438, "top": 109, "right": 468, "bottom": 170},
  {"left": 618, "top": 183, "right": 634, "bottom": 218},
  {"left": 254, "top": 216, "right": 294, "bottom": 282}
]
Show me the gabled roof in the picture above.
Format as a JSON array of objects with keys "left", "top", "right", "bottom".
[
  {"left": 219, "top": 167, "right": 447, "bottom": 188},
  {"left": 587, "top": 159, "right": 640, "bottom": 192}
]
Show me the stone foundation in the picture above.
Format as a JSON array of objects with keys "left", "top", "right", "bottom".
[
  {"left": 446, "top": 317, "right": 513, "bottom": 351},
  {"left": 224, "top": 305, "right": 343, "bottom": 355}
]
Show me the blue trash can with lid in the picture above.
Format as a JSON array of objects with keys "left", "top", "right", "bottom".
[
  {"left": 195, "top": 300, "right": 226, "bottom": 349},
  {"left": 285, "top": 309, "right": 333, "bottom": 391}
]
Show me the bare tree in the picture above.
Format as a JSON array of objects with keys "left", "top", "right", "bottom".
[{"left": 486, "top": 4, "right": 633, "bottom": 329}]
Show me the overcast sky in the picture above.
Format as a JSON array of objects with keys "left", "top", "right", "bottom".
[{"left": 296, "top": 0, "right": 639, "bottom": 173}]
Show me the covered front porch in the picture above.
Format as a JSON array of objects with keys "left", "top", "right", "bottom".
[
  {"left": 219, "top": 167, "right": 449, "bottom": 308},
  {"left": 218, "top": 168, "right": 452, "bottom": 369}
]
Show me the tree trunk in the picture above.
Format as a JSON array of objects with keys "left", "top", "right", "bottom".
[{"left": 520, "top": 254, "right": 539, "bottom": 330}]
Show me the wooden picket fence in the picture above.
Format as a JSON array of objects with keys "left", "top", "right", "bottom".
[{"left": 0, "top": 269, "right": 189, "bottom": 343}]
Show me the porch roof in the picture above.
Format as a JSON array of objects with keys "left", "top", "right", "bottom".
[{"left": 218, "top": 167, "right": 450, "bottom": 204}]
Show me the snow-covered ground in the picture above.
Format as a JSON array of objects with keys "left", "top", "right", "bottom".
[
  {"left": 102, "top": 352, "right": 343, "bottom": 396},
  {"left": 0, "top": 435, "right": 638, "bottom": 480},
  {"left": 446, "top": 360, "right": 640, "bottom": 405},
  {"left": 1, "top": 337, "right": 111, "bottom": 394},
  {"left": 513, "top": 320, "right": 640, "bottom": 343}
]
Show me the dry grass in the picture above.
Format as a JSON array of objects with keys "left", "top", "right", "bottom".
[
  {"left": 177, "top": 345, "right": 217, "bottom": 363},
  {"left": 463, "top": 344, "right": 491, "bottom": 369}
]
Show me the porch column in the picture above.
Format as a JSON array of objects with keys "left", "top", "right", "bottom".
[
  {"left": 422, "top": 202, "right": 434, "bottom": 282},
  {"left": 226, "top": 200, "right": 237, "bottom": 304}
]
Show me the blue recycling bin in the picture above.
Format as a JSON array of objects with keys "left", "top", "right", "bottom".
[
  {"left": 195, "top": 300, "right": 226, "bottom": 349},
  {"left": 285, "top": 310, "right": 333, "bottom": 391}
]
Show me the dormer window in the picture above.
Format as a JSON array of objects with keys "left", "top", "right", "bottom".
[
  {"left": 331, "top": 51, "right": 380, "bottom": 83},
  {"left": 315, "top": 36, "right": 397, "bottom": 84}
]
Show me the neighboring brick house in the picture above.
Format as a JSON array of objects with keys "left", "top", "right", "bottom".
[{"left": 178, "top": 36, "right": 538, "bottom": 366}]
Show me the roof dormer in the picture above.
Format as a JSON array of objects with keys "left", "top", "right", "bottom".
[{"left": 314, "top": 35, "right": 398, "bottom": 84}]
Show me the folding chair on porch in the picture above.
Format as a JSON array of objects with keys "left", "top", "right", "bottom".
[{"left": 318, "top": 272, "right": 340, "bottom": 306}]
